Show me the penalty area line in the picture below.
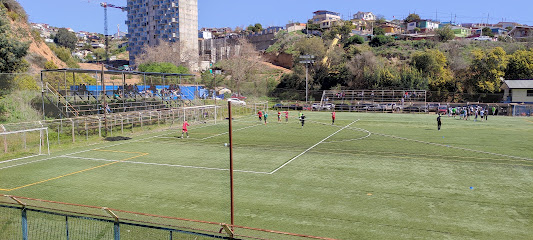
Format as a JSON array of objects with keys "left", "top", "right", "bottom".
[
  {"left": 63, "top": 155, "right": 270, "bottom": 174},
  {"left": 268, "top": 119, "right": 360, "bottom": 175}
]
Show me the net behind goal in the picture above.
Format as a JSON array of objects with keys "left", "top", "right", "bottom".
[{"left": 0, "top": 123, "right": 50, "bottom": 159}]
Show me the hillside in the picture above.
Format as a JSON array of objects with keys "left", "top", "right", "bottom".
[{"left": 8, "top": 16, "right": 66, "bottom": 73}]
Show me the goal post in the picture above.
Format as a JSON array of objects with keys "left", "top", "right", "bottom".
[
  {"left": 253, "top": 101, "right": 268, "bottom": 115},
  {"left": 0, "top": 126, "right": 50, "bottom": 158}
]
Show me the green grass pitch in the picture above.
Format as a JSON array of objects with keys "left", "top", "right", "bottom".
[{"left": 1, "top": 112, "right": 532, "bottom": 239}]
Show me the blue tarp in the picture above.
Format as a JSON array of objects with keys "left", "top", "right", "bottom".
[{"left": 70, "top": 85, "right": 205, "bottom": 100}]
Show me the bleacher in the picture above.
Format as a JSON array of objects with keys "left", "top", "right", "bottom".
[{"left": 320, "top": 90, "right": 427, "bottom": 105}]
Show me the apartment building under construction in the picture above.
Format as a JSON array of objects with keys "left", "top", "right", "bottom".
[{"left": 126, "top": 0, "right": 198, "bottom": 69}]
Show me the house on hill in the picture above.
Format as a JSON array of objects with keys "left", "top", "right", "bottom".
[
  {"left": 508, "top": 26, "right": 533, "bottom": 40},
  {"left": 312, "top": 10, "right": 341, "bottom": 29},
  {"left": 501, "top": 80, "right": 533, "bottom": 103},
  {"left": 353, "top": 11, "right": 376, "bottom": 21}
]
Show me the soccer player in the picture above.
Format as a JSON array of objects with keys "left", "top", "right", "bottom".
[
  {"left": 181, "top": 120, "right": 190, "bottom": 138},
  {"left": 263, "top": 111, "right": 268, "bottom": 124},
  {"left": 300, "top": 113, "right": 306, "bottom": 128},
  {"left": 258, "top": 111, "right": 263, "bottom": 121},
  {"left": 331, "top": 110, "right": 336, "bottom": 125},
  {"left": 277, "top": 111, "right": 281, "bottom": 122},
  {"left": 284, "top": 111, "right": 289, "bottom": 122},
  {"left": 437, "top": 114, "right": 442, "bottom": 131}
]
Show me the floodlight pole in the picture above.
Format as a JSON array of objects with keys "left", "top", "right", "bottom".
[
  {"left": 101, "top": 64, "right": 108, "bottom": 137},
  {"left": 228, "top": 101, "right": 235, "bottom": 227}
]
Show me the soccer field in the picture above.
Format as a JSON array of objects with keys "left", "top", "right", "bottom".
[{"left": 1, "top": 112, "right": 532, "bottom": 239}]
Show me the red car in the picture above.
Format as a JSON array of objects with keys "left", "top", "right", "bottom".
[{"left": 438, "top": 105, "right": 448, "bottom": 114}]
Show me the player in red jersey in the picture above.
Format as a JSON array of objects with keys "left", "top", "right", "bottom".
[
  {"left": 284, "top": 111, "right": 289, "bottom": 122},
  {"left": 331, "top": 111, "right": 336, "bottom": 125},
  {"left": 258, "top": 111, "right": 263, "bottom": 121},
  {"left": 277, "top": 111, "right": 281, "bottom": 122},
  {"left": 181, "top": 120, "right": 190, "bottom": 138}
]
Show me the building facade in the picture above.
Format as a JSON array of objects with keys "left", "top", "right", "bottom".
[
  {"left": 353, "top": 11, "right": 376, "bottom": 21},
  {"left": 312, "top": 10, "right": 341, "bottom": 29},
  {"left": 501, "top": 80, "right": 533, "bottom": 103},
  {"left": 126, "top": 0, "right": 198, "bottom": 69}
]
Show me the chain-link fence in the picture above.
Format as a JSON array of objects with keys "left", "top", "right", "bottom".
[{"left": 0, "top": 195, "right": 335, "bottom": 240}]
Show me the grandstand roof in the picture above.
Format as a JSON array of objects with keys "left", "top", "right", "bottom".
[
  {"left": 41, "top": 68, "right": 195, "bottom": 77},
  {"left": 502, "top": 80, "right": 533, "bottom": 89}
]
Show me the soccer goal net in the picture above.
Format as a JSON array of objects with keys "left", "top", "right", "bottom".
[
  {"left": 253, "top": 102, "right": 269, "bottom": 115},
  {"left": 0, "top": 123, "right": 50, "bottom": 159}
]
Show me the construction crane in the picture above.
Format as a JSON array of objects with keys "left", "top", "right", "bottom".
[
  {"left": 100, "top": 2, "right": 126, "bottom": 63},
  {"left": 84, "top": 1, "right": 126, "bottom": 63}
]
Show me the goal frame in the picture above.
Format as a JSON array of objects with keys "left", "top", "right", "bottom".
[{"left": 0, "top": 126, "right": 50, "bottom": 156}]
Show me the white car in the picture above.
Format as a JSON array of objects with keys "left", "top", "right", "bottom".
[
  {"left": 473, "top": 36, "right": 491, "bottom": 41},
  {"left": 227, "top": 98, "right": 246, "bottom": 105}
]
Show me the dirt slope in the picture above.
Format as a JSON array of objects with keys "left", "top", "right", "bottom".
[{"left": 9, "top": 19, "right": 67, "bottom": 74}]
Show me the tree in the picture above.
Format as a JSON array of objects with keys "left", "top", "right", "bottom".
[
  {"left": 373, "top": 27, "right": 385, "bottom": 36},
  {"left": 0, "top": 7, "right": 29, "bottom": 91},
  {"left": 369, "top": 35, "right": 394, "bottom": 47},
  {"left": 435, "top": 26, "right": 455, "bottom": 42},
  {"left": 468, "top": 47, "right": 508, "bottom": 93},
  {"left": 344, "top": 35, "right": 365, "bottom": 46},
  {"left": 411, "top": 49, "right": 454, "bottom": 92},
  {"left": 404, "top": 13, "right": 421, "bottom": 23},
  {"left": 138, "top": 62, "right": 189, "bottom": 74},
  {"left": 216, "top": 38, "right": 262, "bottom": 94},
  {"left": 135, "top": 40, "right": 195, "bottom": 69},
  {"left": 53, "top": 28, "right": 77, "bottom": 50},
  {"left": 482, "top": 27, "right": 494, "bottom": 37},
  {"left": 505, "top": 49, "right": 533, "bottom": 80},
  {"left": 247, "top": 23, "right": 263, "bottom": 33}
]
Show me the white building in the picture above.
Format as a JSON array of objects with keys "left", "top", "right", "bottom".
[
  {"left": 353, "top": 11, "right": 376, "bottom": 21},
  {"left": 126, "top": 0, "right": 199, "bottom": 69},
  {"left": 501, "top": 80, "right": 533, "bottom": 103}
]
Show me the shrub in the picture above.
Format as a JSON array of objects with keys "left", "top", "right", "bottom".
[{"left": 369, "top": 35, "right": 394, "bottom": 47}]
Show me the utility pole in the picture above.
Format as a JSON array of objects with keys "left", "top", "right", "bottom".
[{"left": 299, "top": 55, "right": 316, "bottom": 103}]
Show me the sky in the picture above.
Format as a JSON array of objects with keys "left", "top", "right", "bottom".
[{"left": 17, "top": 0, "right": 533, "bottom": 34}]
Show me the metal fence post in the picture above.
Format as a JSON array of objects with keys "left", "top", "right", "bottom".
[
  {"left": 65, "top": 216, "right": 70, "bottom": 240},
  {"left": 71, "top": 119, "right": 75, "bottom": 143},
  {"left": 21, "top": 207, "right": 28, "bottom": 240},
  {"left": 104, "top": 208, "right": 120, "bottom": 240}
]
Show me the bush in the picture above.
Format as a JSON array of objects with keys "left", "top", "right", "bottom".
[
  {"left": 14, "top": 74, "right": 39, "bottom": 90},
  {"left": 344, "top": 35, "right": 365, "bottom": 46},
  {"left": 369, "top": 35, "right": 394, "bottom": 47}
]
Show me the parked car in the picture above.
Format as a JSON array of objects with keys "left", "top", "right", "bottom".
[
  {"left": 323, "top": 103, "right": 335, "bottom": 110},
  {"left": 427, "top": 103, "right": 439, "bottom": 112},
  {"left": 272, "top": 103, "right": 283, "bottom": 109},
  {"left": 403, "top": 105, "right": 424, "bottom": 112},
  {"left": 474, "top": 36, "right": 491, "bottom": 41},
  {"left": 227, "top": 98, "right": 246, "bottom": 105},
  {"left": 382, "top": 103, "right": 396, "bottom": 111},
  {"left": 335, "top": 104, "right": 350, "bottom": 111},
  {"left": 311, "top": 103, "right": 321, "bottom": 110},
  {"left": 438, "top": 105, "right": 448, "bottom": 114}
]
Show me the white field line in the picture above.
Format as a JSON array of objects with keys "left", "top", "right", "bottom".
[
  {"left": 0, "top": 154, "right": 41, "bottom": 164},
  {"left": 199, "top": 123, "right": 262, "bottom": 140},
  {"left": 268, "top": 119, "right": 360, "bottom": 175},
  {"left": 0, "top": 121, "right": 223, "bottom": 171},
  {"left": 63, "top": 155, "right": 270, "bottom": 174},
  {"left": 372, "top": 132, "right": 533, "bottom": 161}
]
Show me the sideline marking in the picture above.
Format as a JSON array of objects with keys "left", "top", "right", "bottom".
[
  {"left": 269, "top": 119, "right": 359, "bottom": 174},
  {"left": 0, "top": 119, "right": 227, "bottom": 170},
  {"left": 1, "top": 151, "right": 148, "bottom": 192},
  {"left": 63, "top": 155, "right": 270, "bottom": 174}
]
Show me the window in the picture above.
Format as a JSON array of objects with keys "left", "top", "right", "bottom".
[{"left": 527, "top": 90, "right": 533, "bottom": 97}]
